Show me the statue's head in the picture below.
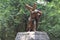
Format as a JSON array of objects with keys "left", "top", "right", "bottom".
[{"left": 32, "top": 3, "right": 37, "bottom": 11}]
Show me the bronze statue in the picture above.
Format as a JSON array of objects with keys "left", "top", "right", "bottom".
[{"left": 26, "top": 3, "right": 42, "bottom": 31}]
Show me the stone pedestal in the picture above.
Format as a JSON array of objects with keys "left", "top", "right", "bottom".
[{"left": 15, "top": 31, "right": 50, "bottom": 40}]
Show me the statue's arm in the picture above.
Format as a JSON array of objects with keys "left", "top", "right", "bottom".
[
  {"left": 25, "top": 4, "right": 33, "bottom": 10},
  {"left": 37, "top": 11, "right": 42, "bottom": 15}
]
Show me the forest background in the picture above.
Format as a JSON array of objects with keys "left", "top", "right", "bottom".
[{"left": 0, "top": 0, "right": 60, "bottom": 40}]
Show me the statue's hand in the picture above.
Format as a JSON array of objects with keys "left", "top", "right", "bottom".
[{"left": 25, "top": 4, "right": 33, "bottom": 10}]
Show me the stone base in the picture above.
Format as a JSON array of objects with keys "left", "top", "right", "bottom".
[{"left": 15, "top": 31, "right": 50, "bottom": 40}]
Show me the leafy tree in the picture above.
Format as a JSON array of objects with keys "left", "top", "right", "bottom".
[{"left": 0, "top": 0, "right": 60, "bottom": 40}]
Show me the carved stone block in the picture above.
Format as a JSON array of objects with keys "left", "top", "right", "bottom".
[{"left": 15, "top": 31, "right": 50, "bottom": 40}]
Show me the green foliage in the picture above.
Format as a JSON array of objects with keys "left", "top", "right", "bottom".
[{"left": 0, "top": 0, "right": 60, "bottom": 40}]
